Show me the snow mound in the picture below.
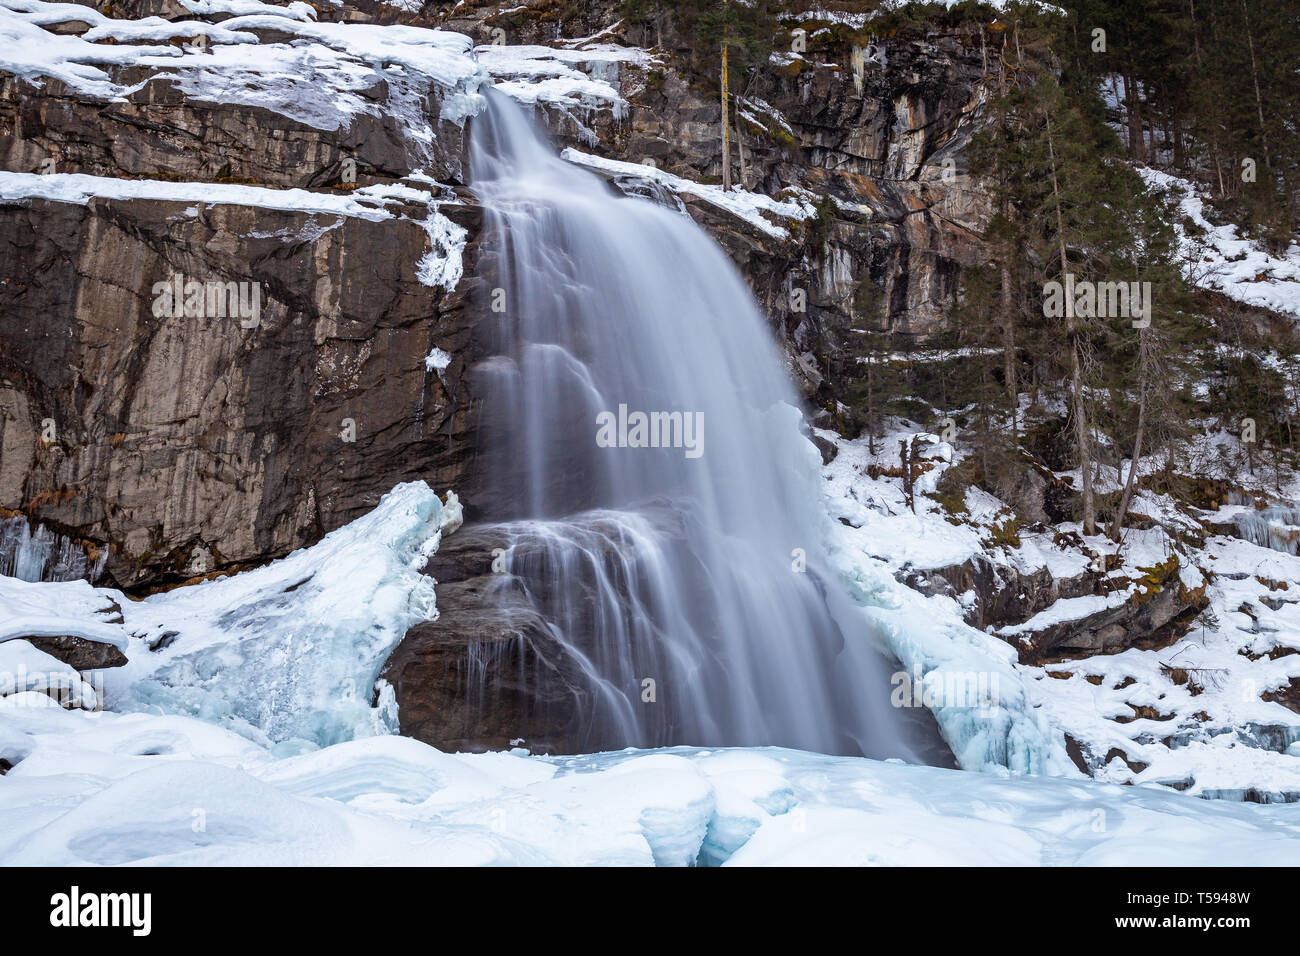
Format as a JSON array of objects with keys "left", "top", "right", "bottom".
[
  {"left": 105, "top": 483, "right": 460, "bottom": 751},
  {"left": 0, "top": 576, "right": 128, "bottom": 650},
  {"left": 0, "top": 641, "right": 98, "bottom": 710}
]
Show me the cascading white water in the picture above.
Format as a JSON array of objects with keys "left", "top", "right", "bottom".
[{"left": 467, "top": 90, "right": 927, "bottom": 759}]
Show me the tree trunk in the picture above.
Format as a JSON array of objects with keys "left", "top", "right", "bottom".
[
  {"left": 1001, "top": 261, "right": 1018, "bottom": 434},
  {"left": 866, "top": 352, "right": 876, "bottom": 456},
  {"left": 997, "top": 61, "right": 1017, "bottom": 434},
  {"left": 1046, "top": 109, "right": 1096, "bottom": 535},
  {"left": 720, "top": 27, "right": 731, "bottom": 190},
  {"left": 1240, "top": 0, "right": 1271, "bottom": 170},
  {"left": 1132, "top": 73, "right": 1148, "bottom": 162},
  {"left": 1109, "top": 355, "right": 1147, "bottom": 541},
  {"left": 735, "top": 104, "right": 747, "bottom": 189}
]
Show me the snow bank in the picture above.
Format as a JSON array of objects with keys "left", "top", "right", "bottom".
[
  {"left": 2, "top": 705, "right": 1296, "bottom": 865},
  {"left": 102, "top": 483, "right": 462, "bottom": 751}
]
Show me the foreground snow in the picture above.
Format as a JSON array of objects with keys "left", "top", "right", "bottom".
[{"left": 1, "top": 702, "right": 1295, "bottom": 866}]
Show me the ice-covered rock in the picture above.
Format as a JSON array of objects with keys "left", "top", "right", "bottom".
[{"left": 106, "top": 482, "right": 457, "bottom": 750}]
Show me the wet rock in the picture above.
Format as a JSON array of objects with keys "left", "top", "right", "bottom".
[{"left": 380, "top": 526, "right": 591, "bottom": 753}]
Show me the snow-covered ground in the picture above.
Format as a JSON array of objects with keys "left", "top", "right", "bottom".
[
  {"left": 3, "top": 458, "right": 1297, "bottom": 864},
  {"left": 4, "top": 702, "right": 1299, "bottom": 865},
  {"left": 3, "top": 465, "right": 1298, "bottom": 864}
]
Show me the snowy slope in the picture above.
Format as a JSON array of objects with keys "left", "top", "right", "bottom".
[
  {"left": 818, "top": 422, "right": 1300, "bottom": 801},
  {"left": 1141, "top": 167, "right": 1300, "bottom": 318}
]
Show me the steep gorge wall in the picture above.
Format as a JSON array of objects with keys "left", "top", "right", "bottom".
[{"left": 0, "top": 1, "right": 485, "bottom": 587}]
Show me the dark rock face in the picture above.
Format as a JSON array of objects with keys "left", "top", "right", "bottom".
[
  {"left": 24, "top": 635, "right": 127, "bottom": 670},
  {"left": 0, "top": 193, "right": 479, "bottom": 588}
]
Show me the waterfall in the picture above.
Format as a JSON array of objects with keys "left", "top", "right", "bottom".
[{"left": 464, "top": 90, "right": 928, "bottom": 760}]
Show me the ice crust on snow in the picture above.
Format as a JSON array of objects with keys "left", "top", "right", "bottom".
[{"left": 1, "top": 706, "right": 1297, "bottom": 865}]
